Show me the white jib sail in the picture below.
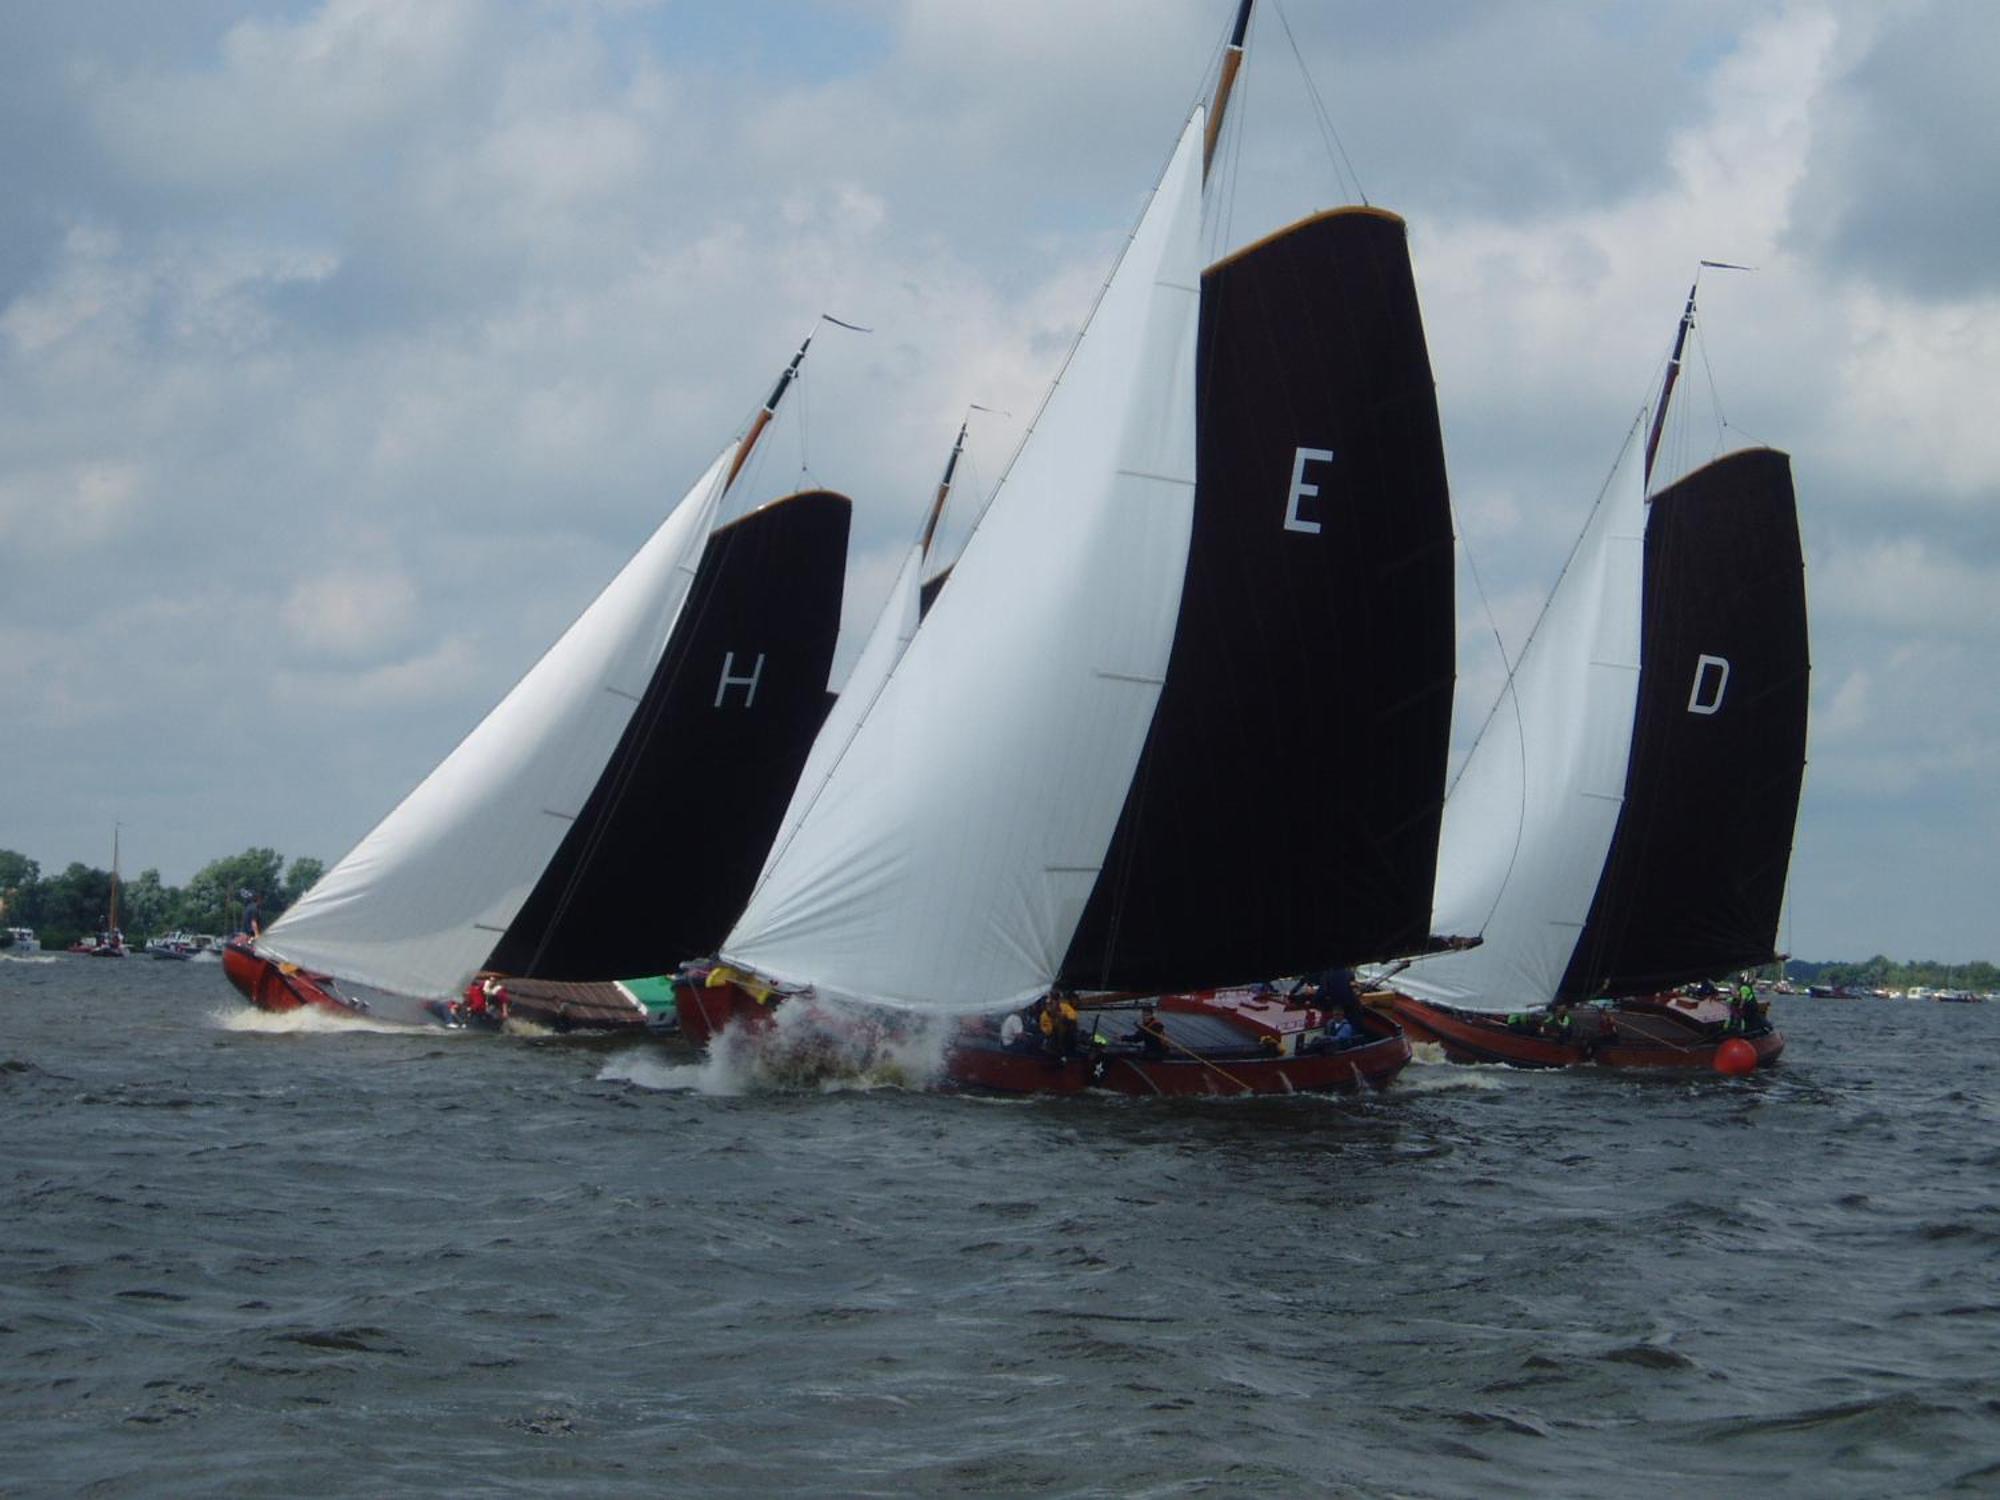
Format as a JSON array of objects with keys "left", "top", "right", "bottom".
[
  {"left": 1397, "top": 423, "right": 1647, "bottom": 1010},
  {"left": 263, "top": 443, "right": 738, "bottom": 998},
  {"left": 722, "top": 111, "right": 1208, "bottom": 1014},
  {"left": 753, "top": 538, "right": 925, "bottom": 891}
]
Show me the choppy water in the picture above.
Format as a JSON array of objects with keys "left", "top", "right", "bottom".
[{"left": 2, "top": 955, "right": 1996, "bottom": 1497}]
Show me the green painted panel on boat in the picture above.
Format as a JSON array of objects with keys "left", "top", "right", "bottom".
[{"left": 620, "top": 974, "right": 679, "bottom": 1014}]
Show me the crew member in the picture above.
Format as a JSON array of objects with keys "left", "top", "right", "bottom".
[
  {"left": 1730, "top": 974, "right": 1761, "bottom": 1032},
  {"left": 1040, "top": 988, "right": 1080, "bottom": 1062}
]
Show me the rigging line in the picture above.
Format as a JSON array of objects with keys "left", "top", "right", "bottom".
[
  {"left": 1447, "top": 530, "right": 1519, "bottom": 802},
  {"left": 1206, "top": 17, "right": 1253, "bottom": 262},
  {"left": 1271, "top": 0, "right": 1365, "bottom": 206},
  {"left": 1695, "top": 328, "right": 1730, "bottom": 453},
  {"left": 945, "top": 405, "right": 1009, "bottom": 549},
  {"left": 796, "top": 357, "right": 811, "bottom": 483}
]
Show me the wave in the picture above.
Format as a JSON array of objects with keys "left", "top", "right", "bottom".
[
  {"left": 602, "top": 999, "right": 954, "bottom": 1095},
  {"left": 209, "top": 1003, "right": 429, "bottom": 1037}
]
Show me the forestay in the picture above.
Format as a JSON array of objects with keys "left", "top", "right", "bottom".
[
  {"left": 1395, "top": 424, "right": 1648, "bottom": 1010},
  {"left": 263, "top": 444, "right": 738, "bottom": 998},
  {"left": 721, "top": 111, "right": 1209, "bottom": 1013}
]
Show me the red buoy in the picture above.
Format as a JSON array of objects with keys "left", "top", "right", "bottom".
[{"left": 1714, "top": 1037, "right": 1759, "bottom": 1076}]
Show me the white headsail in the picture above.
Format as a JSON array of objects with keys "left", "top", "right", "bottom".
[
  {"left": 263, "top": 443, "right": 737, "bottom": 998},
  {"left": 721, "top": 111, "right": 1209, "bottom": 1013},
  {"left": 752, "top": 538, "right": 924, "bottom": 892},
  {"left": 1396, "top": 422, "right": 1648, "bottom": 1009}
]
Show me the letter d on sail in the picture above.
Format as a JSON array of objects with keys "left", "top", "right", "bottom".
[
  {"left": 1687, "top": 653, "right": 1730, "bottom": 715},
  {"left": 1284, "top": 447, "right": 1334, "bottom": 534},
  {"left": 714, "top": 650, "right": 766, "bottom": 709}
]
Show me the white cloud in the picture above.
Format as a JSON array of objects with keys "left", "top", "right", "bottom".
[
  {"left": 87, "top": 0, "right": 482, "bottom": 189},
  {"left": 272, "top": 634, "right": 482, "bottom": 713},
  {"left": 279, "top": 566, "right": 420, "bottom": 661},
  {"left": 1813, "top": 536, "right": 2000, "bottom": 637}
]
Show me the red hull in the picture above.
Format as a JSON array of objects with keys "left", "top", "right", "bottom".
[
  {"left": 1385, "top": 992, "right": 1784, "bottom": 1071},
  {"left": 673, "top": 968, "right": 793, "bottom": 1047},
  {"left": 674, "top": 969, "right": 1413, "bottom": 1097},
  {"left": 221, "top": 940, "right": 369, "bottom": 1017}
]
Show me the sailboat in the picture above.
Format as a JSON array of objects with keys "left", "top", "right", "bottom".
[
  {"left": 1380, "top": 270, "right": 1809, "bottom": 1070},
  {"left": 223, "top": 335, "right": 857, "bottom": 1023},
  {"left": 679, "top": 0, "right": 1460, "bottom": 1096},
  {"left": 72, "top": 826, "right": 128, "bottom": 957}
]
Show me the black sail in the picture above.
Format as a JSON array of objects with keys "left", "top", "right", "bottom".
[
  {"left": 1557, "top": 448, "right": 1808, "bottom": 999},
  {"left": 486, "top": 490, "right": 850, "bottom": 980},
  {"left": 1060, "top": 208, "right": 1457, "bottom": 993},
  {"left": 918, "top": 565, "right": 953, "bottom": 620}
]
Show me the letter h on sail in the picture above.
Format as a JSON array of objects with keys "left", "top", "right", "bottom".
[{"left": 715, "top": 651, "right": 766, "bottom": 709}]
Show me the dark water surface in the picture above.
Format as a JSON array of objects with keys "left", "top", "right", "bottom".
[{"left": 2, "top": 956, "right": 1996, "bottom": 1497}]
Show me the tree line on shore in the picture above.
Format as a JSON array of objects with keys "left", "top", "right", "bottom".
[
  {"left": 0, "top": 848, "right": 323, "bottom": 950},
  {"left": 3, "top": 843, "right": 1991, "bottom": 988},
  {"left": 1785, "top": 955, "right": 1998, "bottom": 993}
]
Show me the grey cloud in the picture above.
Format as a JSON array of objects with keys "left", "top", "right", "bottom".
[{"left": 1789, "top": 1, "right": 2000, "bottom": 299}]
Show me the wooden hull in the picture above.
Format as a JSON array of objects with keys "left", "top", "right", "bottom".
[
  {"left": 493, "top": 976, "right": 653, "bottom": 1033},
  {"left": 221, "top": 940, "right": 369, "bottom": 1017},
  {"left": 674, "top": 969, "right": 1413, "bottom": 1097},
  {"left": 1385, "top": 992, "right": 1784, "bottom": 1071},
  {"left": 944, "top": 1025, "right": 1409, "bottom": 1097}
]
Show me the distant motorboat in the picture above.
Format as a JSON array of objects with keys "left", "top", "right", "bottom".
[
  {"left": 70, "top": 929, "right": 128, "bottom": 958},
  {"left": 1, "top": 927, "right": 40, "bottom": 956},
  {"left": 146, "top": 931, "right": 204, "bottom": 960}
]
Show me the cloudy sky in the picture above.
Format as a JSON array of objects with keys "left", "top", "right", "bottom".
[{"left": 3, "top": 0, "right": 1994, "bottom": 964}]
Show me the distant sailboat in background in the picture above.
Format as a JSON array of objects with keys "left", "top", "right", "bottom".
[
  {"left": 72, "top": 825, "right": 128, "bottom": 957},
  {"left": 683, "top": 0, "right": 1461, "bottom": 1096},
  {"left": 1384, "top": 269, "right": 1809, "bottom": 1070},
  {"left": 224, "top": 332, "right": 858, "bottom": 1023}
]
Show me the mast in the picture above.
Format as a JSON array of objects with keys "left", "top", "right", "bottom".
[
  {"left": 723, "top": 335, "right": 812, "bottom": 494},
  {"left": 1202, "top": 0, "right": 1255, "bottom": 180},
  {"left": 1642, "top": 279, "right": 1697, "bottom": 487},
  {"left": 721, "top": 314, "right": 870, "bottom": 496},
  {"left": 108, "top": 824, "right": 120, "bottom": 932},
  {"left": 1643, "top": 261, "right": 1750, "bottom": 487},
  {"left": 920, "top": 420, "right": 968, "bottom": 561}
]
